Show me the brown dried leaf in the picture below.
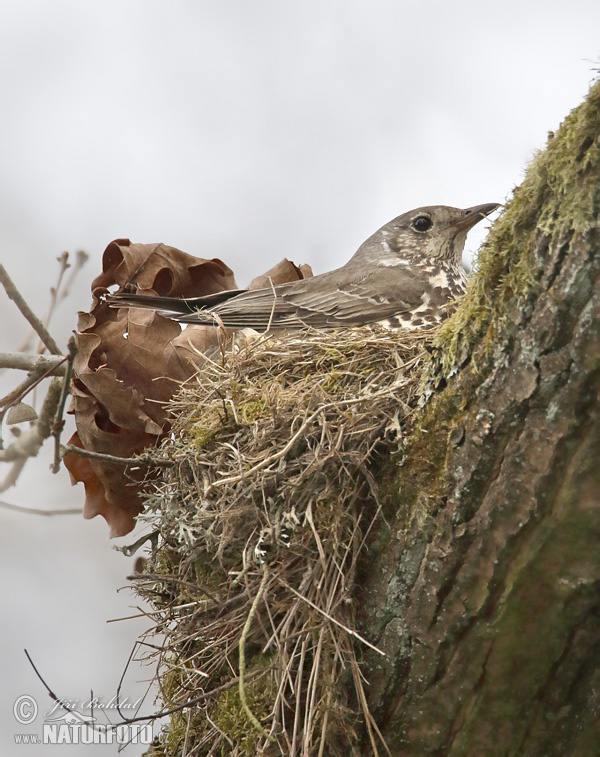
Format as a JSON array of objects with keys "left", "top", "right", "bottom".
[
  {"left": 66, "top": 239, "right": 311, "bottom": 536},
  {"left": 63, "top": 432, "right": 145, "bottom": 538},
  {"left": 91, "top": 239, "right": 237, "bottom": 297},
  {"left": 248, "top": 258, "right": 313, "bottom": 290}
]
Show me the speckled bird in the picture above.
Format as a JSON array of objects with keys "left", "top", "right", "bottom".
[{"left": 107, "top": 203, "right": 499, "bottom": 331}]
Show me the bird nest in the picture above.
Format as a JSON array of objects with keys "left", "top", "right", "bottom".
[{"left": 135, "top": 325, "right": 433, "bottom": 756}]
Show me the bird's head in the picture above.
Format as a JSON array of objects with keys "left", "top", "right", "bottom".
[{"left": 352, "top": 203, "right": 500, "bottom": 267}]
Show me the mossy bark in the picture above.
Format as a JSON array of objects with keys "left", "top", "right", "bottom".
[{"left": 357, "top": 83, "right": 600, "bottom": 755}]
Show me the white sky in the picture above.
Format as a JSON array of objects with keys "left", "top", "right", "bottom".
[{"left": 0, "top": 2, "right": 598, "bottom": 753}]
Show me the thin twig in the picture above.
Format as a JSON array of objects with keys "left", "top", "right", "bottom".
[
  {"left": 6, "top": 251, "right": 88, "bottom": 358},
  {"left": 51, "top": 337, "right": 77, "bottom": 473},
  {"left": 1, "top": 374, "right": 43, "bottom": 412},
  {"left": 0, "top": 264, "right": 62, "bottom": 355},
  {"left": 0, "top": 500, "right": 82, "bottom": 516},
  {"left": 41, "top": 253, "right": 70, "bottom": 337},
  {"left": 114, "top": 671, "right": 266, "bottom": 726},
  {"left": 0, "top": 354, "right": 67, "bottom": 410},
  {"left": 61, "top": 444, "right": 174, "bottom": 468},
  {"left": 0, "top": 355, "right": 69, "bottom": 416},
  {"left": 25, "top": 647, "right": 261, "bottom": 732},
  {"left": 59, "top": 250, "right": 89, "bottom": 303},
  {"left": 33, "top": 252, "right": 70, "bottom": 359},
  {"left": 36, "top": 251, "right": 88, "bottom": 355}
]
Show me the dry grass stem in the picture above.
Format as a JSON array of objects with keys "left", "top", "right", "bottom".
[{"left": 136, "top": 325, "right": 433, "bottom": 755}]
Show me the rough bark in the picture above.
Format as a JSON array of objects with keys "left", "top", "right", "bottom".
[{"left": 358, "top": 82, "right": 600, "bottom": 755}]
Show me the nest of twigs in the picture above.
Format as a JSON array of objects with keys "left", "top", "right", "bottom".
[{"left": 136, "top": 326, "right": 433, "bottom": 756}]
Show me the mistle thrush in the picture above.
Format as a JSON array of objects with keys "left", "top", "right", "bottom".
[{"left": 107, "top": 203, "right": 499, "bottom": 331}]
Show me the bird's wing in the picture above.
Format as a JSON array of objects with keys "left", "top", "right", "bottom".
[{"left": 174, "top": 264, "right": 434, "bottom": 330}]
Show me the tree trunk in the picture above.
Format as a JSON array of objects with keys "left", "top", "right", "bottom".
[{"left": 358, "top": 82, "right": 600, "bottom": 755}]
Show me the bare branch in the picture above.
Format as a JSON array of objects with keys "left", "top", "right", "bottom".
[
  {"left": 0, "top": 353, "right": 67, "bottom": 374},
  {"left": 0, "top": 353, "right": 68, "bottom": 411},
  {"left": 5, "top": 250, "right": 88, "bottom": 358},
  {"left": 0, "top": 264, "right": 63, "bottom": 356},
  {"left": 0, "top": 458, "right": 27, "bottom": 493},
  {"left": 0, "top": 354, "right": 69, "bottom": 435},
  {"left": 41, "top": 251, "right": 71, "bottom": 338},
  {"left": 59, "top": 249, "right": 89, "bottom": 303}
]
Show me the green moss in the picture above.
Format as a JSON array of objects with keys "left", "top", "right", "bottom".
[
  {"left": 186, "top": 384, "right": 268, "bottom": 444},
  {"left": 189, "top": 421, "right": 218, "bottom": 449},
  {"left": 212, "top": 665, "right": 275, "bottom": 754},
  {"left": 389, "top": 391, "right": 463, "bottom": 527},
  {"left": 237, "top": 397, "right": 267, "bottom": 424},
  {"left": 430, "top": 80, "right": 600, "bottom": 379},
  {"left": 320, "top": 369, "right": 343, "bottom": 394},
  {"left": 150, "top": 663, "right": 209, "bottom": 757}
]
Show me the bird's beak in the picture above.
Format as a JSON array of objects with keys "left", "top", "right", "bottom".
[{"left": 455, "top": 203, "right": 501, "bottom": 230}]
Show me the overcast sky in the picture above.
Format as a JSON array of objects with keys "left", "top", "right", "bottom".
[{"left": 1, "top": 2, "right": 598, "bottom": 753}]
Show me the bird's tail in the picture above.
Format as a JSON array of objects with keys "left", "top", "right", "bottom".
[
  {"left": 106, "top": 293, "right": 193, "bottom": 314},
  {"left": 106, "top": 288, "right": 247, "bottom": 315}
]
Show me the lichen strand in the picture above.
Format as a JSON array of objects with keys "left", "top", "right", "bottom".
[{"left": 432, "top": 80, "right": 600, "bottom": 379}]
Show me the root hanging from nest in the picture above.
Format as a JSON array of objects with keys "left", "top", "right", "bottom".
[{"left": 135, "top": 326, "right": 433, "bottom": 756}]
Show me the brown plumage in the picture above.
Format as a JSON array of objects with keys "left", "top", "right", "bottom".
[{"left": 107, "top": 203, "right": 499, "bottom": 331}]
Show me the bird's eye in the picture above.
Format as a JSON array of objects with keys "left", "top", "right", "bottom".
[{"left": 411, "top": 216, "right": 433, "bottom": 232}]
